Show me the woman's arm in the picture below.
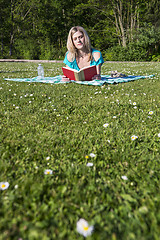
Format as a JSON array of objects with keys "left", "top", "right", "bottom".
[
  {"left": 92, "top": 64, "right": 101, "bottom": 80},
  {"left": 92, "top": 51, "right": 102, "bottom": 80}
]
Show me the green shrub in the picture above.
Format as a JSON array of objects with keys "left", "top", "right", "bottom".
[
  {"left": 104, "top": 43, "right": 148, "bottom": 61},
  {"left": 151, "top": 54, "right": 160, "bottom": 62},
  {"left": 15, "top": 39, "right": 40, "bottom": 60}
]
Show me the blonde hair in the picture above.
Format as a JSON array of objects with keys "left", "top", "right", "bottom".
[{"left": 66, "top": 26, "right": 92, "bottom": 62}]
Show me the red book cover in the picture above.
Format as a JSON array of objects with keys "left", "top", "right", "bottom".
[
  {"left": 62, "top": 65, "right": 97, "bottom": 81},
  {"left": 62, "top": 67, "right": 76, "bottom": 81}
]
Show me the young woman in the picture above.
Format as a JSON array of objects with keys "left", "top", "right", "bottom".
[{"left": 62, "top": 26, "right": 104, "bottom": 81}]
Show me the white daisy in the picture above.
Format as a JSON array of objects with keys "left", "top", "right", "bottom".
[
  {"left": 77, "top": 218, "right": 94, "bottom": 237},
  {"left": 121, "top": 176, "right": 128, "bottom": 180},
  {"left": 133, "top": 102, "right": 136, "bottom": 105},
  {"left": 44, "top": 169, "right": 53, "bottom": 175},
  {"left": 131, "top": 135, "right": 138, "bottom": 141},
  {"left": 89, "top": 153, "right": 96, "bottom": 158},
  {"left": 103, "top": 123, "right": 109, "bottom": 128},
  {"left": 148, "top": 111, "right": 153, "bottom": 115},
  {"left": 158, "top": 133, "right": 160, "bottom": 138},
  {"left": 86, "top": 163, "right": 94, "bottom": 167},
  {"left": 0, "top": 182, "right": 9, "bottom": 190}
]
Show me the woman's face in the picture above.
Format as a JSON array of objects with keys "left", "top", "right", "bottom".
[{"left": 72, "top": 31, "right": 85, "bottom": 50}]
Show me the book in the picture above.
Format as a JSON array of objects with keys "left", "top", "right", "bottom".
[{"left": 62, "top": 65, "right": 97, "bottom": 81}]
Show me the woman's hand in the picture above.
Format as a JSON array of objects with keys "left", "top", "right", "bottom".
[
  {"left": 92, "top": 64, "right": 102, "bottom": 80},
  {"left": 92, "top": 74, "right": 101, "bottom": 80},
  {"left": 62, "top": 75, "right": 71, "bottom": 82}
]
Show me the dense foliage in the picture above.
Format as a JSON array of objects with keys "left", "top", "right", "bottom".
[
  {"left": 1, "top": 0, "right": 160, "bottom": 61},
  {"left": 0, "top": 61, "right": 160, "bottom": 239}
]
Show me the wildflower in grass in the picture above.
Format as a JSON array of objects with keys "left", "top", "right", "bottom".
[
  {"left": 0, "top": 182, "right": 9, "bottom": 190},
  {"left": 121, "top": 176, "right": 128, "bottom": 180},
  {"left": 85, "top": 155, "right": 89, "bottom": 159},
  {"left": 46, "top": 156, "right": 50, "bottom": 161},
  {"left": 89, "top": 153, "right": 96, "bottom": 158},
  {"left": 131, "top": 135, "right": 138, "bottom": 141},
  {"left": 86, "top": 162, "right": 94, "bottom": 167},
  {"left": 113, "top": 116, "right": 117, "bottom": 118},
  {"left": 103, "top": 123, "right": 109, "bottom": 128},
  {"left": 44, "top": 169, "right": 53, "bottom": 175},
  {"left": 158, "top": 133, "right": 160, "bottom": 137},
  {"left": 133, "top": 102, "right": 136, "bottom": 105},
  {"left": 148, "top": 111, "right": 153, "bottom": 115},
  {"left": 77, "top": 218, "right": 94, "bottom": 237},
  {"left": 139, "top": 206, "right": 148, "bottom": 214}
]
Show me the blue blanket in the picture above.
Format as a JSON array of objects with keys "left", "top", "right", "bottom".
[{"left": 4, "top": 75, "right": 155, "bottom": 86}]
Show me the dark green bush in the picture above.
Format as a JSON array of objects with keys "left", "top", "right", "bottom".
[{"left": 104, "top": 44, "right": 148, "bottom": 62}]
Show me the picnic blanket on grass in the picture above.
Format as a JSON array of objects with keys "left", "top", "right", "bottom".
[{"left": 4, "top": 75, "right": 155, "bottom": 86}]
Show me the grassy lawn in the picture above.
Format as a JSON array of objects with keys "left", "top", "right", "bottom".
[{"left": 0, "top": 61, "right": 160, "bottom": 240}]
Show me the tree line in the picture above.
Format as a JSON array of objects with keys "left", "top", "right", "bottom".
[{"left": 1, "top": 0, "right": 160, "bottom": 61}]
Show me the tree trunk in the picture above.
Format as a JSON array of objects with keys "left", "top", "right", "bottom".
[
  {"left": 113, "top": 0, "right": 126, "bottom": 47},
  {"left": 10, "top": 0, "right": 14, "bottom": 56}
]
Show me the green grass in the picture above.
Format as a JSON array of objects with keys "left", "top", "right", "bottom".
[{"left": 0, "top": 61, "right": 160, "bottom": 240}]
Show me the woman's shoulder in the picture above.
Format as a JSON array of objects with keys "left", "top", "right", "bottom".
[
  {"left": 64, "top": 51, "right": 74, "bottom": 63},
  {"left": 63, "top": 51, "right": 79, "bottom": 70},
  {"left": 91, "top": 48, "right": 104, "bottom": 63},
  {"left": 92, "top": 50, "right": 101, "bottom": 62}
]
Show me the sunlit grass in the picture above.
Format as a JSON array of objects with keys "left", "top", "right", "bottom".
[{"left": 0, "top": 61, "right": 160, "bottom": 240}]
